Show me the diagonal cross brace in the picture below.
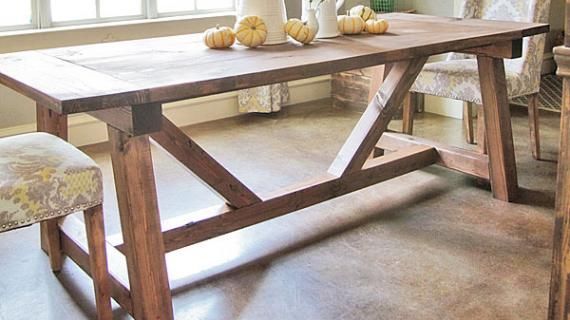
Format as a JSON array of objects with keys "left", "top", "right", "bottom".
[
  {"left": 328, "top": 57, "right": 428, "bottom": 177},
  {"left": 151, "top": 116, "right": 261, "bottom": 208}
]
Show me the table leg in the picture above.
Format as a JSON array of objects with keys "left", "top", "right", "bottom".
[
  {"left": 36, "top": 104, "right": 68, "bottom": 271},
  {"left": 476, "top": 56, "right": 518, "bottom": 201},
  {"left": 107, "top": 126, "right": 173, "bottom": 320},
  {"left": 549, "top": 77, "right": 570, "bottom": 320}
]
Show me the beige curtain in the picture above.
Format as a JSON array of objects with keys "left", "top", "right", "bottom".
[{"left": 238, "top": 83, "right": 289, "bottom": 113}]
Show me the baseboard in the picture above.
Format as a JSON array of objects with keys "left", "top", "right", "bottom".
[{"left": 0, "top": 76, "right": 331, "bottom": 146}]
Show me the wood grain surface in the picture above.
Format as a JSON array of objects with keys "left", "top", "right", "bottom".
[{"left": 0, "top": 13, "right": 548, "bottom": 114}]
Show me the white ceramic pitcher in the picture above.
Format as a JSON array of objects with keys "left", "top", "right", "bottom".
[
  {"left": 302, "top": 0, "right": 345, "bottom": 38},
  {"left": 237, "top": 0, "right": 288, "bottom": 45}
]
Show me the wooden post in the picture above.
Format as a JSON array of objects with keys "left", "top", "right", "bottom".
[
  {"left": 476, "top": 56, "right": 518, "bottom": 201},
  {"left": 549, "top": 2, "right": 570, "bottom": 313},
  {"left": 36, "top": 104, "right": 68, "bottom": 271},
  {"left": 108, "top": 127, "right": 174, "bottom": 320},
  {"left": 527, "top": 93, "right": 541, "bottom": 160}
]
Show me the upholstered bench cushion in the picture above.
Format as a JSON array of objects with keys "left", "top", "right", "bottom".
[
  {"left": 410, "top": 59, "right": 536, "bottom": 104},
  {"left": 0, "top": 133, "right": 102, "bottom": 232}
]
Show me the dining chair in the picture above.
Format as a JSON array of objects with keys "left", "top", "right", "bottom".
[
  {"left": 402, "top": 0, "right": 551, "bottom": 159},
  {"left": 0, "top": 132, "right": 112, "bottom": 319}
]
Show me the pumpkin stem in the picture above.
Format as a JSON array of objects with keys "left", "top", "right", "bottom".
[
  {"left": 346, "top": 10, "right": 350, "bottom": 16},
  {"left": 216, "top": 24, "right": 220, "bottom": 29}
]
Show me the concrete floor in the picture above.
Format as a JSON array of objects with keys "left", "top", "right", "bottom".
[{"left": 0, "top": 99, "right": 561, "bottom": 319}]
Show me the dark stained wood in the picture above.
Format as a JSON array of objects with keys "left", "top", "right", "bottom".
[
  {"left": 376, "top": 132, "right": 490, "bottom": 180},
  {"left": 463, "top": 102, "right": 475, "bottom": 144},
  {"left": 89, "top": 104, "right": 163, "bottom": 136},
  {"left": 549, "top": 76, "right": 570, "bottom": 320},
  {"left": 150, "top": 116, "right": 261, "bottom": 208},
  {"left": 368, "top": 65, "right": 390, "bottom": 157},
  {"left": 83, "top": 205, "right": 113, "bottom": 320},
  {"left": 36, "top": 104, "right": 67, "bottom": 268},
  {"left": 107, "top": 127, "right": 173, "bottom": 320},
  {"left": 0, "top": 14, "right": 548, "bottom": 115},
  {"left": 0, "top": 52, "right": 142, "bottom": 114},
  {"left": 549, "top": 3, "right": 570, "bottom": 317},
  {"left": 328, "top": 57, "right": 428, "bottom": 177},
  {"left": 477, "top": 56, "right": 518, "bottom": 201},
  {"left": 476, "top": 104, "right": 488, "bottom": 154},
  {"left": 402, "top": 92, "right": 416, "bottom": 135},
  {"left": 36, "top": 104, "right": 68, "bottom": 138},
  {"left": 45, "top": 220, "right": 63, "bottom": 272},
  {"left": 160, "top": 145, "right": 437, "bottom": 252},
  {"left": 459, "top": 39, "right": 523, "bottom": 58},
  {"left": 60, "top": 215, "right": 133, "bottom": 316},
  {"left": 527, "top": 93, "right": 541, "bottom": 160}
]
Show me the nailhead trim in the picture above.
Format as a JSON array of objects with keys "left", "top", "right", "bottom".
[{"left": 0, "top": 200, "right": 102, "bottom": 233}]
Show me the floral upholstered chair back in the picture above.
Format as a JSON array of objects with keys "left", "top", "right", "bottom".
[{"left": 451, "top": 0, "right": 551, "bottom": 97}]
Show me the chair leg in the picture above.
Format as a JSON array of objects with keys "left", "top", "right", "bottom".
[
  {"left": 463, "top": 102, "right": 475, "bottom": 144},
  {"left": 45, "top": 220, "right": 63, "bottom": 273},
  {"left": 476, "top": 104, "right": 488, "bottom": 154},
  {"left": 527, "top": 93, "right": 541, "bottom": 160},
  {"left": 84, "top": 205, "right": 113, "bottom": 320},
  {"left": 402, "top": 92, "right": 416, "bottom": 135}
]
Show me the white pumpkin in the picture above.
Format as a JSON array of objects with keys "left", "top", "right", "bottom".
[
  {"left": 337, "top": 14, "right": 366, "bottom": 35},
  {"left": 285, "top": 18, "right": 318, "bottom": 44},
  {"left": 203, "top": 25, "right": 235, "bottom": 49},
  {"left": 365, "top": 19, "right": 389, "bottom": 34},
  {"left": 350, "top": 5, "right": 376, "bottom": 22},
  {"left": 234, "top": 15, "right": 268, "bottom": 48}
]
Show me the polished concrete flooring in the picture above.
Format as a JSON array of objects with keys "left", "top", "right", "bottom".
[{"left": 0, "top": 99, "right": 562, "bottom": 319}]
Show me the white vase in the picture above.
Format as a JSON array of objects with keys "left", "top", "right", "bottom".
[
  {"left": 305, "top": 8, "right": 319, "bottom": 39},
  {"left": 302, "top": 0, "right": 345, "bottom": 38},
  {"left": 237, "top": 0, "right": 288, "bottom": 45}
]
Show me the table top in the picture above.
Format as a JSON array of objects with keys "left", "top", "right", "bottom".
[{"left": 0, "top": 13, "right": 548, "bottom": 114}]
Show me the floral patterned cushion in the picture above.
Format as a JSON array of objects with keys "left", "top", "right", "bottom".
[
  {"left": 0, "top": 133, "right": 103, "bottom": 232},
  {"left": 412, "top": 0, "right": 551, "bottom": 103},
  {"left": 411, "top": 59, "right": 534, "bottom": 104}
]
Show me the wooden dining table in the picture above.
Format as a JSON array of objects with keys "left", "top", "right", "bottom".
[{"left": 0, "top": 13, "right": 548, "bottom": 319}]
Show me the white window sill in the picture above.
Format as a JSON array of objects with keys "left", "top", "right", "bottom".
[{"left": 0, "top": 11, "right": 236, "bottom": 38}]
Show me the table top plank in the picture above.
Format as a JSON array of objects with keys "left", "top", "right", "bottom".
[
  {"left": 0, "top": 51, "right": 145, "bottom": 113},
  {"left": 0, "top": 13, "right": 549, "bottom": 114}
]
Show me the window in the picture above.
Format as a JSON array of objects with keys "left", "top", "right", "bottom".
[
  {"left": 0, "top": 0, "right": 34, "bottom": 31},
  {"left": 0, "top": 0, "right": 235, "bottom": 32}
]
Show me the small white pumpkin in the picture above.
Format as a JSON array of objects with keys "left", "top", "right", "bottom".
[
  {"left": 337, "top": 13, "right": 366, "bottom": 35},
  {"left": 365, "top": 19, "right": 389, "bottom": 34},
  {"left": 285, "top": 18, "right": 318, "bottom": 44},
  {"left": 203, "top": 24, "right": 236, "bottom": 49},
  {"left": 350, "top": 5, "right": 376, "bottom": 22},
  {"left": 234, "top": 15, "right": 268, "bottom": 48}
]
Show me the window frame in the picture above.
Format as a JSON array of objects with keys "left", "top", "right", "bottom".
[
  {"left": 0, "top": 0, "right": 236, "bottom": 32},
  {"left": 0, "top": 0, "right": 38, "bottom": 32}
]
